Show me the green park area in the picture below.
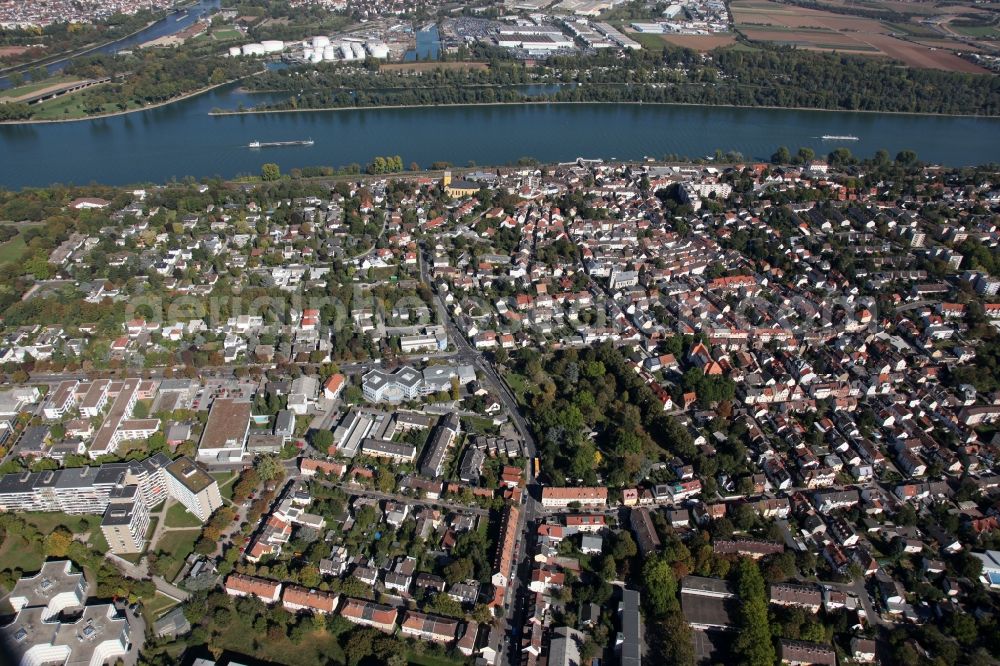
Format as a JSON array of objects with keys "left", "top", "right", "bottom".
[
  {"left": 151, "top": 528, "right": 201, "bottom": 580},
  {"left": 0, "top": 512, "right": 108, "bottom": 573},
  {"left": 0, "top": 231, "right": 28, "bottom": 264}
]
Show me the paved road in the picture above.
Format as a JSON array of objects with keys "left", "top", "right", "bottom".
[
  {"left": 417, "top": 243, "right": 542, "bottom": 666},
  {"left": 820, "top": 577, "right": 885, "bottom": 628},
  {"left": 151, "top": 575, "right": 190, "bottom": 602}
]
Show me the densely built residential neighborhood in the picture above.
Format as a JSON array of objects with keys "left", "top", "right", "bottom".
[{"left": 0, "top": 153, "right": 999, "bottom": 666}]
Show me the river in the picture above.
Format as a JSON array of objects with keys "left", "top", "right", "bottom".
[
  {"left": 0, "top": 0, "right": 221, "bottom": 88},
  {"left": 1, "top": 82, "right": 998, "bottom": 188}
]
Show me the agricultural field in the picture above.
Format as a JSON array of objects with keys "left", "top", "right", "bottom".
[
  {"left": 659, "top": 33, "right": 740, "bottom": 50},
  {"left": 730, "top": 0, "right": 989, "bottom": 72},
  {"left": 951, "top": 24, "right": 1000, "bottom": 39}
]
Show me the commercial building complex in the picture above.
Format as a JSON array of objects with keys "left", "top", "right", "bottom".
[{"left": 197, "top": 398, "right": 252, "bottom": 464}]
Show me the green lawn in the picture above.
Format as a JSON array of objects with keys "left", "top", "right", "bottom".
[
  {"left": 0, "top": 75, "right": 79, "bottom": 100},
  {"left": 27, "top": 83, "right": 137, "bottom": 121},
  {"left": 22, "top": 511, "right": 99, "bottom": 535},
  {"left": 211, "top": 626, "right": 346, "bottom": 666},
  {"left": 406, "top": 652, "right": 468, "bottom": 666},
  {"left": 462, "top": 415, "right": 496, "bottom": 435},
  {"left": 0, "top": 533, "right": 45, "bottom": 573},
  {"left": 0, "top": 511, "right": 106, "bottom": 574},
  {"left": 0, "top": 234, "right": 28, "bottom": 264},
  {"left": 165, "top": 501, "right": 204, "bottom": 528},
  {"left": 213, "top": 470, "right": 238, "bottom": 500},
  {"left": 154, "top": 529, "right": 200, "bottom": 580},
  {"left": 503, "top": 372, "right": 530, "bottom": 404},
  {"left": 212, "top": 28, "right": 243, "bottom": 40},
  {"left": 144, "top": 591, "right": 179, "bottom": 618}
]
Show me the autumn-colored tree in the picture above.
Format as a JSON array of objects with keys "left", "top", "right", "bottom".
[{"left": 44, "top": 527, "right": 73, "bottom": 557}]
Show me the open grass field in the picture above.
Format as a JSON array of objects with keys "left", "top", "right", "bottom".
[
  {"left": 27, "top": 84, "right": 119, "bottom": 120},
  {"left": 0, "top": 233, "right": 28, "bottom": 264},
  {"left": 212, "top": 28, "right": 243, "bottom": 40},
  {"left": 212, "top": 626, "right": 346, "bottom": 666},
  {"left": 730, "top": 0, "right": 988, "bottom": 71},
  {"left": 0, "top": 532, "right": 46, "bottom": 573}
]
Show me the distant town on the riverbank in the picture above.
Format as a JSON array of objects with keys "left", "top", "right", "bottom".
[
  {"left": 0, "top": 0, "right": 997, "bottom": 123},
  {"left": 0, "top": 152, "right": 999, "bottom": 666}
]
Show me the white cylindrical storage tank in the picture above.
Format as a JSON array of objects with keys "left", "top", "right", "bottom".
[
  {"left": 242, "top": 43, "right": 265, "bottom": 56},
  {"left": 228, "top": 46, "right": 242, "bottom": 57},
  {"left": 367, "top": 42, "right": 389, "bottom": 58},
  {"left": 313, "top": 50, "right": 325, "bottom": 63},
  {"left": 340, "top": 44, "right": 354, "bottom": 60},
  {"left": 351, "top": 43, "right": 365, "bottom": 60},
  {"left": 261, "top": 40, "right": 284, "bottom": 53},
  {"left": 312, "top": 35, "right": 330, "bottom": 49},
  {"left": 323, "top": 45, "right": 337, "bottom": 60}
]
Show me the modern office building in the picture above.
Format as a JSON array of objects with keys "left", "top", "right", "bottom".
[
  {"left": 197, "top": 398, "right": 252, "bottom": 464},
  {"left": 362, "top": 364, "right": 476, "bottom": 403}
]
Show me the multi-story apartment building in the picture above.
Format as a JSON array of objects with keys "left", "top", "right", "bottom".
[
  {"left": 0, "top": 561, "right": 133, "bottom": 666},
  {"left": 78, "top": 379, "right": 111, "bottom": 418},
  {"left": 540, "top": 486, "right": 609, "bottom": 508},
  {"left": 0, "top": 453, "right": 170, "bottom": 515},
  {"left": 42, "top": 380, "right": 79, "bottom": 420},
  {"left": 165, "top": 456, "right": 222, "bottom": 522},
  {"left": 100, "top": 484, "right": 151, "bottom": 554},
  {"left": 88, "top": 378, "right": 159, "bottom": 459}
]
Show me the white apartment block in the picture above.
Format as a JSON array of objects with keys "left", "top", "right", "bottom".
[{"left": 165, "top": 456, "right": 223, "bottom": 522}]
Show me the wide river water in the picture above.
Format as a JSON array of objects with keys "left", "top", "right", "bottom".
[{"left": 1, "top": 81, "right": 998, "bottom": 188}]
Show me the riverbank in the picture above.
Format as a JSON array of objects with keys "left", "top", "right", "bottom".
[
  {"left": 0, "top": 0, "right": 205, "bottom": 86},
  {"left": 0, "top": 18, "right": 161, "bottom": 78},
  {"left": 0, "top": 74, "right": 256, "bottom": 125},
  {"left": 208, "top": 98, "right": 1000, "bottom": 120}
]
